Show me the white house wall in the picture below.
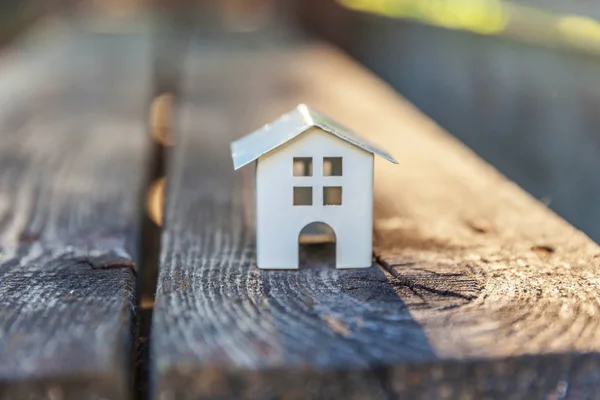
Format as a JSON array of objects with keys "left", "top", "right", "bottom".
[{"left": 256, "top": 127, "right": 374, "bottom": 269}]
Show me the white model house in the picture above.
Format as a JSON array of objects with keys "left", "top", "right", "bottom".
[{"left": 230, "top": 104, "right": 398, "bottom": 269}]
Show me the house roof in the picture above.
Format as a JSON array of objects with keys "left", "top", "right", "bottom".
[{"left": 230, "top": 104, "right": 399, "bottom": 170}]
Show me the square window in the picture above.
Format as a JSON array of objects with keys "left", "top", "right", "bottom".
[
  {"left": 323, "top": 186, "right": 342, "bottom": 205},
  {"left": 293, "top": 157, "right": 313, "bottom": 176},
  {"left": 323, "top": 157, "right": 342, "bottom": 176},
  {"left": 294, "top": 187, "right": 313, "bottom": 206}
]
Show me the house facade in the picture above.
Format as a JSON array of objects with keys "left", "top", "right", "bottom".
[
  {"left": 256, "top": 127, "right": 373, "bottom": 269},
  {"left": 231, "top": 105, "right": 397, "bottom": 269}
]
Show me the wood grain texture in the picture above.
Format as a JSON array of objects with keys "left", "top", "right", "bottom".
[
  {"left": 152, "top": 41, "right": 600, "bottom": 399},
  {"left": 0, "top": 31, "right": 150, "bottom": 399}
]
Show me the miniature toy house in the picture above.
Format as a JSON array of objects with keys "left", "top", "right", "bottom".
[{"left": 230, "top": 104, "right": 398, "bottom": 269}]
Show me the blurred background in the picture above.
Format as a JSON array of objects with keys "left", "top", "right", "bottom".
[{"left": 3, "top": 0, "right": 600, "bottom": 243}]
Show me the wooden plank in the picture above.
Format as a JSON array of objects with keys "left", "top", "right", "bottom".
[
  {"left": 0, "top": 30, "right": 150, "bottom": 399},
  {"left": 152, "top": 41, "right": 600, "bottom": 399},
  {"left": 301, "top": 0, "right": 600, "bottom": 245}
]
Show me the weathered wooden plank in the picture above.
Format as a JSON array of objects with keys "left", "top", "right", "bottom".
[
  {"left": 0, "top": 31, "right": 150, "bottom": 399},
  {"left": 152, "top": 41, "right": 600, "bottom": 399},
  {"left": 301, "top": 0, "right": 600, "bottom": 245}
]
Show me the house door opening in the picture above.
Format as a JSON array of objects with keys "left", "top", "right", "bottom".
[{"left": 298, "top": 222, "right": 336, "bottom": 269}]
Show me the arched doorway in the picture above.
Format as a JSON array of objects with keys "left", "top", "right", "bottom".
[{"left": 298, "top": 222, "right": 336, "bottom": 269}]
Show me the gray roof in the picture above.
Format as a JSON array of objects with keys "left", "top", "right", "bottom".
[{"left": 231, "top": 104, "right": 398, "bottom": 170}]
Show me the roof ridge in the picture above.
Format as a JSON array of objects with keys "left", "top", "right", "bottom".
[{"left": 231, "top": 104, "right": 398, "bottom": 170}]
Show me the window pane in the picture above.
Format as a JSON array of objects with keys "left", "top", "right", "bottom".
[
  {"left": 293, "top": 157, "right": 313, "bottom": 176},
  {"left": 323, "top": 157, "right": 342, "bottom": 176},
  {"left": 323, "top": 186, "right": 342, "bottom": 205},
  {"left": 294, "top": 187, "right": 313, "bottom": 205}
]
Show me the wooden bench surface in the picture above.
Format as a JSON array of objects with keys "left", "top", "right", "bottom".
[
  {"left": 0, "top": 30, "right": 150, "bottom": 399},
  {"left": 1, "top": 20, "right": 599, "bottom": 400},
  {"left": 150, "top": 39, "right": 600, "bottom": 399}
]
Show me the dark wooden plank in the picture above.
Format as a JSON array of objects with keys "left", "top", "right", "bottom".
[
  {"left": 152, "top": 41, "right": 600, "bottom": 399},
  {"left": 0, "top": 29, "right": 150, "bottom": 399}
]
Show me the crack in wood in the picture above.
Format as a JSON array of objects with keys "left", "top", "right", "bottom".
[
  {"left": 375, "top": 255, "right": 478, "bottom": 301},
  {"left": 75, "top": 256, "right": 136, "bottom": 274}
]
